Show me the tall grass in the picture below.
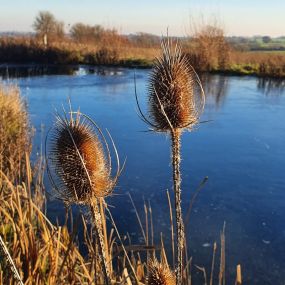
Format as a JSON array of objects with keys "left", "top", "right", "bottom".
[
  {"left": 186, "top": 23, "right": 230, "bottom": 72},
  {"left": 0, "top": 85, "right": 32, "bottom": 181}
]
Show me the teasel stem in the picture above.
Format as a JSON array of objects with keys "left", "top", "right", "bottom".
[
  {"left": 47, "top": 107, "right": 124, "bottom": 285},
  {"left": 171, "top": 128, "right": 184, "bottom": 284},
  {"left": 90, "top": 198, "right": 112, "bottom": 285},
  {"left": 136, "top": 37, "right": 205, "bottom": 285}
]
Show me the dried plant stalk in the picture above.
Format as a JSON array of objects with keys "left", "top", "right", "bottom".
[
  {"left": 235, "top": 264, "right": 242, "bottom": 285},
  {"left": 0, "top": 235, "right": 24, "bottom": 285},
  {"left": 166, "top": 190, "right": 175, "bottom": 269},
  {"left": 47, "top": 110, "right": 121, "bottom": 285},
  {"left": 137, "top": 38, "right": 205, "bottom": 284},
  {"left": 90, "top": 199, "right": 112, "bottom": 284},
  {"left": 210, "top": 242, "right": 217, "bottom": 285},
  {"left": 219, "top": 223, "right": 226, "bottom": 285},
  {"left": 171, "top": 128, "right": 185, "bottom": 284}
]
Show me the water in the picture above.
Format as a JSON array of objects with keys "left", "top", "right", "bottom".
[{"left": 1, "top": 66, "right": 285, "bottom": 284}]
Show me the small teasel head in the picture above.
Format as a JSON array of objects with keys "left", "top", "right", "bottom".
[
  {"left": 147, "top": 259, "right": 176, "bottom": 285},
  {"left": 146, "top": 38, "right": 205, "bottom": 132},
  {"left": 46, "top": 109, "right": 121, "bottom": 205}
]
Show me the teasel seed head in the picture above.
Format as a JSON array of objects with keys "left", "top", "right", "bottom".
[
  {"left": 47, "top": 110, "right": 121, "bottom": 205},
  {"left": 147, "top": 259, "right": 176, "bottom": 285},
  {"left": 146, "top": 38, "right": 205, "bottom": 132}
]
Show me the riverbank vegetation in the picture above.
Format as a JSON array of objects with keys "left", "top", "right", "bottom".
[{"left": 1, "top": 11, "right": 285, "bottom": 78}]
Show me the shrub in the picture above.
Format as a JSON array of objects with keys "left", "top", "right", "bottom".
[
  {"left": 186, "top": 24, "right": 230, "bottom": 72},
  {"left": 0, "top": 84, "right": 32, "bottom": 181}
]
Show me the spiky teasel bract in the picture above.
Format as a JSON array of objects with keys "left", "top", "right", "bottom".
[
  {"left": 147, "top": 259, "right": 176, "bottom": 285},
  {"left": 47, "top": 110, "right": 120, "bottom": 205},
  {"left": 145, "top": 38, "right": 205, "bottom": 132}
]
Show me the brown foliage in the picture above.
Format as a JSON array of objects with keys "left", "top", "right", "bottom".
[
  {"left": 0, "top": 84, "right": 32, "bottom": 181},
  {"left": 186, "top": 24, "right": 230, "bottom": 72},
  {"left": 229, "top": 50, "right": 285, "bottom": 77},
  {"left": 33, "top": 11, "right": 65, "bottom": 45},
  {"left": 70, "top": 23, "right": 129, "bottom": 48}
]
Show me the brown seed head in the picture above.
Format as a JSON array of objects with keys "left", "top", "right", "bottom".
[
  {"left": 48, "top": 113, "right": 113, "bottom": 204},
  {"left": 147, "top": 259, "right": 176, "bottom": 285},
  {"left": 148, "top": 38, "right": 205, "bottom": 131}
]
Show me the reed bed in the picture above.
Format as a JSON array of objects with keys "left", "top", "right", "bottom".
[
  {"left": 0, "top": 36, "right": 157, "bottom": 66},
  {"left": 2, "top": 33, "right": 285, "bottom": 77}
]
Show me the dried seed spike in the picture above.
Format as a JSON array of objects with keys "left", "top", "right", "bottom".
[
  {"left": 47, "top": 110, "right": 116, "bottom": 205},
  {"left": 148, "top": 38, "right": 204, "bottom": 132},
  {"left": 147, "top": 259, "right": 176, "bottom": 285}
]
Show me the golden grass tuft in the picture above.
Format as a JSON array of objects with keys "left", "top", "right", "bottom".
[
  {"left": 0, "top": 84, "right": 32, "bottom": 181},
  {"left": 48, "top": 113, "right": 113, "bottom": 204},
  {"left": 148, "top": 39, "right": 204, "bottom": 131},
  {"left": 0, "top": 155, "right": 100, "bottom": 284},
  {"left": 147, "top": 259, "right": 176, "bottom": 285}
]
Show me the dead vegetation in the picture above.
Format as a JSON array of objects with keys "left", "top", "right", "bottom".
[
  {"left": 1, "top": 12, "right": 285, "bottom": 78},
  {"left": 0, "top": 85, "right": 32, "bottom": 181}
]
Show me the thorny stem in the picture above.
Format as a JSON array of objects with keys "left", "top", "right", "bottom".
[
  {"left": 171, "top": 128, "right": 185, "bottom": 285},
  {"left": 90, "top": 199, "right": 112, "bottom": 285}
]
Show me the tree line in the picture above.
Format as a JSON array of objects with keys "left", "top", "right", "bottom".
[{"left": 33, "top": 11, "right": 160, "bottom": 48}]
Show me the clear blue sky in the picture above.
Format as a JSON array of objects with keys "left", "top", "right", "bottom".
[{"left": 0, "top": 0, "right": 284, "bottom": 36}]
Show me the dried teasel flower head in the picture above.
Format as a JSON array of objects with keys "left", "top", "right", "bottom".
[
  {"left": 147, "top": 259, "right": 176, "bottom": 285},
  {"left": 46, "top": 110, "right": 121, "bottom": 205},
  {"left": 142, "top": 38, "right": 205, "bottom": 132}
]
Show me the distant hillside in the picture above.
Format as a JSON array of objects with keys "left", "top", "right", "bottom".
[
  {"left": 226, "top": 36, "right": 285, "bottom": 51},
  {"left": 0, "top": 31, "right": 34, "bottom": 36}
]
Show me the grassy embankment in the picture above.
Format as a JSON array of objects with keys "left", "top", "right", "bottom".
[
  {"left": 221, "top": 50, "right": 285, "bottom": 78},
  {"left": 1, "top": 34, "right": 285, "bottom": 78}
]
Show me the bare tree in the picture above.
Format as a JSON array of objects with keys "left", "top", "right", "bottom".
[
  {"left": 54, "top": 21, "right": 65, "bottom": 40},
  {"left": 33, "top": 11, "right": 64, "bottom": 45},
  {"left": 70, "top": 23, "right": 104, "bottom": 43},
  {"left": 187, "top": 18, "right": 230, "bottom": 71}
]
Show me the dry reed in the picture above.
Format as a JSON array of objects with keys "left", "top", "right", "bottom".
[
  {"left": 0, "top": 156, "right": 95, "bottom": 284},
  {"left": 0, "top": 84, "right": 32, "bottom": 181},
  {"left": 235, "top": 265, "right": 242, "bottom": 285}
]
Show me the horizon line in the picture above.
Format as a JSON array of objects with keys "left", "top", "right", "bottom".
[{"left": 0, "top": 30, "right": 284, "bottom": 39}]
